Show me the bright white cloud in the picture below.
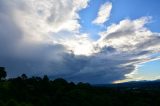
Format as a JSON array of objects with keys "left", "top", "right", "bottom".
[
  {"left": 11, "top": 0, "right": 89, "bottom": 43},
  {"left": 59, "top": 34, "right": 95, "bottom": 55},
  {"left": 92, "top": 2, "right": 112, "bottom": 24}
]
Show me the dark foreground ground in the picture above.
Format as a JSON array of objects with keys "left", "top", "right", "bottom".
[{"left": 0, "top": 74, "right": 160, "bottom": 106}]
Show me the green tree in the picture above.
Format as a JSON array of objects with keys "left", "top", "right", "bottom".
[{"left": 0, "top": 67, "right": 7, "bottom": 80}]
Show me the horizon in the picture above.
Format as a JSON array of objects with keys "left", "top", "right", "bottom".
[{"left": 0, "top": 0, "right": 160, "bottom": 84}]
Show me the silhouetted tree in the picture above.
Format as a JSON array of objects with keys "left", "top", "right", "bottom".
[
  {"left": 43, "top": 75, "right": 49, "bottom": 82},
  {"left": 53, "top": 78, "right": 68, "bottom": 85},
  {"left": 0, "top": 67, "right": 7, "bottom": 80},
  {"left": 21, "top": 74, "right": 28, "bottom": 80}
]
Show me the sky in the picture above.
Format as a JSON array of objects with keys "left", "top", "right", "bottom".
[{"left": 0, "top": 0, "right": 160, "bottom": 84}]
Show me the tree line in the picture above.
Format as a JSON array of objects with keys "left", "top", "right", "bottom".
[{"left": 0, "top": 67, "right": 160, "bottom": 106}]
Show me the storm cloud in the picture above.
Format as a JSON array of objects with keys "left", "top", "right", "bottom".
[{"left": 0, "top": 0, "right": 160, "bottom": 84}]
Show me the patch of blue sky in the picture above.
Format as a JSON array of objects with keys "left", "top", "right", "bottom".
[
  {"left": 137, "top": 60, "right": 160, "bottom": 80},
  {"left": 79, "top": 0, "right": 160, "bottom": 41}
]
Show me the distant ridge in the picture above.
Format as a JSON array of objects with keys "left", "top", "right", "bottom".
[{"left": 93, "top": 80, "right": 160, "bottom": 88}]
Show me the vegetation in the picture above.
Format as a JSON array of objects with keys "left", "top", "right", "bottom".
[
  {"left": 0, "top": 67, "right": 160, "bottom": 106},
  {"left": 0, "top": 67, "right": 7, "bottom": 80}
]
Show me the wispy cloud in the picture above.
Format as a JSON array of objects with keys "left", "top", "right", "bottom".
[{"left": 92, "top": 2, "right": 112, "bottom": 25}]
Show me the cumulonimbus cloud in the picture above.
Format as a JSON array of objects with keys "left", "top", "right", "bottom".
[{"left": 0, "top": 0, "right": 160, "bottom": 84}]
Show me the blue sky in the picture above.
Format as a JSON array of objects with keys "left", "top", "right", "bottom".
[
  {"left": 0, "top": 0, "right": 160, "bottom": 83},
  {"left": 79, "top": 0, "right": 160, "bottom": 38}
]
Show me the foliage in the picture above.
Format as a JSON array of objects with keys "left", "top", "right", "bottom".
[{"left": 0, "top": 67, "right": 7, "bottom": 80}]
